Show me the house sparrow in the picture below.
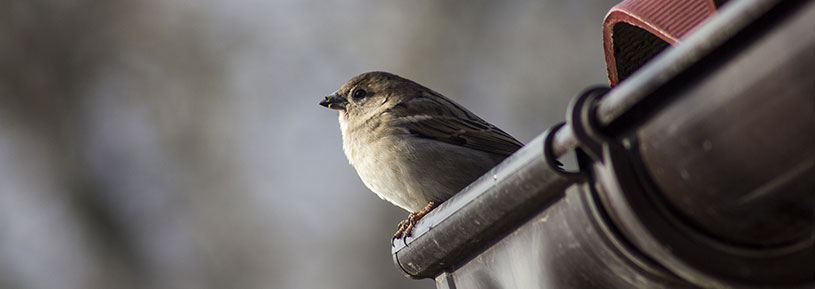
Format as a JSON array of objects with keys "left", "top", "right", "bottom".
[{"left": 319, "top": 71, "right": 523, "bottom": 241}]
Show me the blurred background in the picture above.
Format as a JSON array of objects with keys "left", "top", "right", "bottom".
[{"left": 0, "top": 0, "right": 618, "bottom": 288}]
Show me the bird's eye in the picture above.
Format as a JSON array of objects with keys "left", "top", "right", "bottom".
[{"left": 352, "top": 88, "right": 367, "bottom": 99}]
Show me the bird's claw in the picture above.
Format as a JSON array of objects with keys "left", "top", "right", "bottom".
[
  {"left": 392, "top": 213, "right": 416, "bottom": 246},
  {"left": 391, "top": 202, "right": 437, "bottom": 247}
]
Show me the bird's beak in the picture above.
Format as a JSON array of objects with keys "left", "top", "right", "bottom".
[{"left": 319, "top": 92, "right": 348, "bottom": 111}]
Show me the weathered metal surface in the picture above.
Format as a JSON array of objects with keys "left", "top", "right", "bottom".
[
  {"left": 437, "top": 184, "right": 698, "bottom": 289},
  {"left": 603, "top": 0, "right": 815, "bottom": 285},
  {"left": 393, "top": 0, "right": 815, "bottom": 288}
]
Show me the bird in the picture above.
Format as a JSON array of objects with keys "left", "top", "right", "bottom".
[{"left": 319, "top": 71, "right": 523, "bottom": 242}]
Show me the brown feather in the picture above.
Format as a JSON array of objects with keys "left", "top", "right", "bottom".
[{"left": 387, "top": 96, "right": 524, "bottom": 156}]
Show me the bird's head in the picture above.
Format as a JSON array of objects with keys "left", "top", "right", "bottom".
[{"left": 320, "top": 71, "right": 421, "bottom": 120}]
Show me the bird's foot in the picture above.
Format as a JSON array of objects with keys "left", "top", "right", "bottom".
[{"left": 392, "top": 201, "right": 437, "bottom": 246}]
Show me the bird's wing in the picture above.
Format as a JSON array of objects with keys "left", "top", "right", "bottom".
[{"left": 398, "top": 115, "right": 524, "bottom": 156}]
